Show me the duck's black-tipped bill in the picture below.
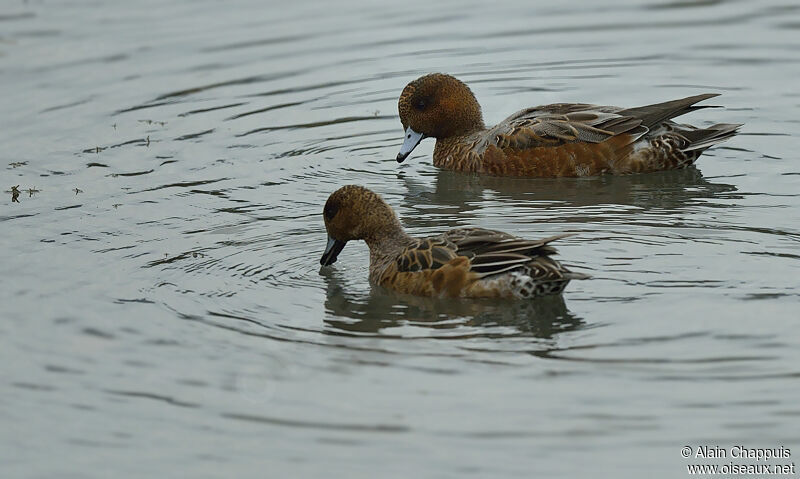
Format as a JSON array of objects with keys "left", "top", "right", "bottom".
[
  {"left": 396, "top": 127, "right": 424, "bottom": 163},
  {"left": 320, "top": 237, "right": 347, "bottom": 266}
]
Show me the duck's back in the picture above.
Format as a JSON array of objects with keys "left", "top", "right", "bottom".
[
  {"left": 433, "top": 96, "right": 741, "bottom": 177},
  {"left": 378, "top": 228, "right": 585, "bottom": 298}
]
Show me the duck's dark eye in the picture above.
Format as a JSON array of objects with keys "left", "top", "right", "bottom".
[
  {"left": 414, "top": 98, "right": 428, "bottom": 110},
  {"left": 323, "top": 201, "right": 339, "bottom": 221}
]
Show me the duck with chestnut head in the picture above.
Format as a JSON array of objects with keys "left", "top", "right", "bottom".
[
  {"left": 397, "top": 73, "right": 741, "bottom": 177},
  {"left": 320, "top": 185, "right": 587, "bottom": 299}
]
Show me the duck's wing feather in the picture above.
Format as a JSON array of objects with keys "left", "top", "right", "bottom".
[
  {"left": 488, "top": 95, "right": 720, "bottom": 150},
  {"left": 448, "top": 228, "right": 573, "bottom": 278},
  {"left": 395, "top": 228, "right": 571, "bottom": 279},
  {"left": 489, "top": 104, "right": 643, "bottom": 149},
  {"left": 395, "top": 237, "right": 460, "bottom": 273}
]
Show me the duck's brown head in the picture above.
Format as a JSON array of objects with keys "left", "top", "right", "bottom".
[
  {"left": 320, "top": 185, "right": 400, "bottom": 266},
  {"left": 396, "top": 73, "right": 485, "bottom": 163}
]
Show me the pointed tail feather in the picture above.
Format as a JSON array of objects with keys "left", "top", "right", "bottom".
[
  {"left": 564, "top": 271, "right": 591, "bottom": 280},
  {"left": 620, "top": 94, "right": 721, "bottom": 129},
  {"left": 679, "top": 123, "right": 742, "bottom": 152}
]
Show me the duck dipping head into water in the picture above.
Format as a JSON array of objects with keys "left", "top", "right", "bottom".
[
  {"left": 320, "top": 185, "right": 587, "bottom": 299},
  {"left": 397, "top": 73, "right": 741, "bottom": 177}
]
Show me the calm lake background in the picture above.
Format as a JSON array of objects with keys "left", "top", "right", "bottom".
[{"left": 2, "top": 0, "right": 799, "bottom": 477}]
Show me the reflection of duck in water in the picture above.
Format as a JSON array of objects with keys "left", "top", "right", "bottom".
[
  {"left": 396, "top": 167, "right": 741, "bottom": 230},
  {"left": 320, "top": 185, "right": 587, "bottom": 299},
  {"left": 396, "top": 73, "right": 741, "bottom": 177},
  {"left": 320, "top": 266, "right": 583, "bottom": 339}
]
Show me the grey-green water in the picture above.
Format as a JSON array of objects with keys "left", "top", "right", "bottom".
[{"left": 2, "top": 0, "right": 799, "bottom": 477}]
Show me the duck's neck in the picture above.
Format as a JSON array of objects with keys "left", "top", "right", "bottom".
[
  {"left": 364, "top": 221, "right": 414, "bottom": 254},
  {"left": 363, "top": 221, "right": 414, "bottom": 282},
  {"left": 433, "top": 131, "right": 485, "bottom": 172}
]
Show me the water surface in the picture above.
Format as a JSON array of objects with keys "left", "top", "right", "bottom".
[{"left": 2, "top": 0, "right": 799, "bottom": 477}]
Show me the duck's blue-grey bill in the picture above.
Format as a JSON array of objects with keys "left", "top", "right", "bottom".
[
  {"left": 396, "top": 127, "right": 424, "bottom": 163},
  {"left": 320, "top": 236, "right": 347, "bottom": 266}
]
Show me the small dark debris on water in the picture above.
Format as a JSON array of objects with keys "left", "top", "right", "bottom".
[
  {"left": 146, "top": 136, "right": 150, "bottom": 147},
  {"left": 28, "top": 187, "right": 40, "bottom": 197},
  {"left": 9, "top": 161, "right": 27, "bottom": 168},
  {"left": 147, "top": 250, "right": 205, "bottom": 267},
  {"left": 112, "top": 123, "right": 117, "bottom": 130},
  {"left": 82, "top": 146, "right": 106, "bottom": 154},
  {"left": 113, "top": 204, "right": 121, "bottom": 209},
  {"left": 138, "top": 119, "right": 167, "bottom": 126},
  {"left": 74, "top": 187, "right": 83, "bottom": 195},
  {"left": 11, "top": 185, "right": 20, "bottom": 203}
]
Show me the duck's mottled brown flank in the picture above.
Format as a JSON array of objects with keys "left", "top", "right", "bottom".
[
  {"left": 321, "top": 185, "right": 586, "bottom": 299},
  {"left": 397, "top": 73, "right": 742, "bottom": 178}
]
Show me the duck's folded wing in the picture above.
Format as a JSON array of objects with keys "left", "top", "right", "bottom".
[
  {"left": 395, "top": 238, "right": 460, "bottom": 272},
  {"left": 395, "top": 229, "right": 574, "bottom": 278},
  {"left": 446, "top": 228, "right": 573, "bottom": 278},
  {"left": 491, "top": 95, "right": 721, "bottom": 150},
  {"left": 489, "top": 105, "right": 646, "bottom": 150}
]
